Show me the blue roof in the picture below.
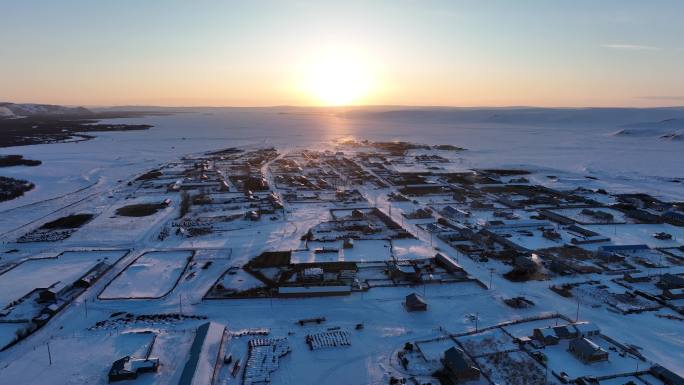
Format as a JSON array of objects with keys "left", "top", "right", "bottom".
[
  {"left": 598, "top": 244, "right": 649, "bottom": 252},
  {"left": 178, "top": 322, "right": 211, "bottom": 385}
]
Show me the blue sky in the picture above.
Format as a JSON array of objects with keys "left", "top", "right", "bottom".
[{"left": 1, "top": 0, "right": 683, "bottom": 106}]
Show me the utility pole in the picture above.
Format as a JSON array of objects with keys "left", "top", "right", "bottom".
[
  {"left": 575, "top": 296, "right": 580, "bottom": 322},
  {"left": 545, "top": 362, "right": 548, "bottom": 385},
  {"left": 47, "top": 341, "right": 52, "bottom": 365},
  {"left": 489, "top": 268, "right": 494, "bottom": 290},
  {"left": 179, "top": 294, "right": 183, "bottom": 315}
]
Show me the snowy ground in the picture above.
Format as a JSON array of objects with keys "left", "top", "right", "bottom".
[
  {"left": 0, "top": 250, "right": 127, "bottom": 309},
  {"left": 0, "top": 108, "right": 682, "bottom": 384},
  {"left": 2, "top": 108, "right": 683, "bottom": 216},
  {"left": 0, "top": 329, "right": 190, "bottom": 385},
  {"left": 543, "top": 337, "right": 641, "bottom": 380},
  {"left": 99, "top": 250, "right": 193, "bottom": 299}
]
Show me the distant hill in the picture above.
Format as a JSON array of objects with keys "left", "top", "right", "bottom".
[
  {"left": 613, "top": 118, "right": 684, "bottom": 140},
  {"left": 0, "top": 102, "right": 92, "bottom": 117},
  {"left": 0, "top": 104, "right": 153, "bottom": 148},
  {"left": 344, "top": 107, "right": 684, "bottom": 128}
]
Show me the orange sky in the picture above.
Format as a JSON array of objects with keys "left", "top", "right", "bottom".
[{"left": 2, "top": 1, "right": 683, "bottom": 107}]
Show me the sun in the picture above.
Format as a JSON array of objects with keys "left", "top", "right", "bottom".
[{"left": 302, "top": 51, "right": 374, "bottom": 106}]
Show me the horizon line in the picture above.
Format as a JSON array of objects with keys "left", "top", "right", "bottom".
[
  {"left": 4, "top": 101, "right": 684, "bottom": 111},
  {"left": 86, "top": 103, "right": 684, "bottom": 110}
]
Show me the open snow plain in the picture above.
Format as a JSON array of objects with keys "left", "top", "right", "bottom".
[
  {"left": 2, "top": 107, "right": 683, "bottom": 211},
  {"left": 0, "top": 107, "right": 682, "bottom": 385}
]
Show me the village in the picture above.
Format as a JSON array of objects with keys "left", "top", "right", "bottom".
[{"left": 0, "top": 139, "right": 682, "bottom": 385}]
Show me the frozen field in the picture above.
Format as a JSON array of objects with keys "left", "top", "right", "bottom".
[
  {"left": 292, "top": 239, "right": 392, "bottom": 263},
  {"left": 415, "top": 337, "right": 457, "bottom": 361},
  {"left": 391, "top": 239, "right": 435, "bottom": 260},
  {"left": 0, "top": 250, "right": 127, "bottom": 309},
  {"left": 1, "top": 107, "right": 683, "bottom": 221},
  {"left": 544, "top": 337, "right": 641, "bottom": 380},
  {"left": 586, "top": 223, "right": 684, "bottom": 248},
  {"left": 457, "top": 328, "right": 517, "bottom": 357},
  {"left": 0, "top": 108, "right": 683, "bottom": 384},
  {"left": 0, "top": 323, "right": 24, "bottom": 352},
  {"left": 67, "top": 194, "right": 177, "bottom": 244},
  {"left": 99, "top": 250, "right": 193, "bottom": 299},
  {"left": 0, "top": 330, "right": 193, "bottom": 385},
  {"left": 476, "top": 350, "right": 555, "bottom": 385}
]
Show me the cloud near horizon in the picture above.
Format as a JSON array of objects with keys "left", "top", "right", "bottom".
[
  {"left": 602, "top": 44, "right": 660, "bottom": 51},
  {"left": 638, "top": 95, "right": 684, "bottom": 101}
]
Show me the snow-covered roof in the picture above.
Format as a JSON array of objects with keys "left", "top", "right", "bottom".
[
  {"left": 485, "top": 219, "right": 552, "bottom": 229},
  {"left": 573, "top": 321, "right": 600, "bottom": 335},
  {"left": 535, "top": 326, "right": 557, "bottom": 338},
  {"left": 303, "top": 267, "right": 324, "bottom": 276},
  {"left": 130, "top": 357, "right": 159, "bottom": 371},
  {"left": 444, "top": 346, "right": 474, "bottom": 373},
  {"left": 179, "top": 322, "right": 225, "bottom": 385},
  {"left": 406, "top": 293, "right": 427, "bottom": 306},
  {"left": 278, "top": 285, "right": 351, "bottom": 295},
  {"left": 569, "top": 337, "right": 606, "bottom": 357}
]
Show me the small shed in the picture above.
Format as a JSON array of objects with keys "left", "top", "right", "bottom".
[
  {"left": 553, "top": 325, "right": 579, "bottom": 340},
  {"left": 650, "top": 364, "right": 684, "bottom": 385},
  {"left": 514, "top": 255, "right": 539, "bottom": 274},
  {"left": 573, "top": 322, "right": 601, "bottom": 337},
  {"left": 405, "top": 293, "right": 427, "bottom": 312},
  {"left": 533, "top": 326, "right": 559, "bottom": 345},
  {"left": 108, "top": 356, "right": 159, "bottom": 382},
  {"left": 659, "top": 273, "right": 684, "bottom": 290},
  {"left": 75, "top": 262, "right": 110, "bottom": 288},
  {"left": 39, "top": 281, "right": 71, "bottom": 302},
  {"left": 389, "top": 262, "right": 420, "bottom": 282},
  {"left": 663, "top": 288, "right": 684, "bottom": 299},
  {"left": 351, "top": 209, "right": 366, "bottom": 219}
]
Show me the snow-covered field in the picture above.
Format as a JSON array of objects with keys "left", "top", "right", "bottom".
[
  {"left": 0, "top": 330, "right": 188, "bottom": 385},
  {"left": 0, "top": 107, "right": 682, "bottom": 384},
  {"left": 2, "top": 107, "right": 683, "bottom": 215},
  {"left": 99, "top": 250, "right": 192, "bottom": 299},
  {"left": 586, "top": 223, "right": 684, "bottom": 248},
  {"left": 543, "top": 337, "right": 641, "bottom": 380},
  {"left": 0, "top": 250, "right": 127, "bottom": 309},
  {"left": 293, "top": 239, "right": 393, "bottom": 263}
]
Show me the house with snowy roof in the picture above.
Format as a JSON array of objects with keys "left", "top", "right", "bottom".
[
  {"left": 568, "top": 338, "right": 608, "bottom": 364},
  {"left": 442, "top": 347, "right": 480, "bottom": 382}
]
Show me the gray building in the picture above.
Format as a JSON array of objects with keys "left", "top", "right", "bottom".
[
  {"left": 405, "top": 293, "right": 427, "bottom": 312},
  {"left": 442, "top": 347, "right": 480, "bottom": 382}
]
